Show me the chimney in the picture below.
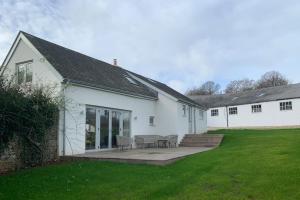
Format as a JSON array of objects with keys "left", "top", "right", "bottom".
[{"left": 113, "top": 59, "right": 118, "bottom": 66}]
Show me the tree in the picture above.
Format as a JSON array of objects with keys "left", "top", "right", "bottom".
[
  {"left": 186, "top": 81, "right": 221, "bottom": 96},
  {"left": 256, "top": 71, "right": 289, "bottom": 89},
  {"left": 225, "top": 79, "right": 255, "bottom": 94}
]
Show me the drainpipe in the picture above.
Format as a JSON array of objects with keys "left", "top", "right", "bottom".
[
  {"left": 194, "top": 108, "right": 197, "bottom": 134},
  {"left": 226, "top": 106, "right": 229, "bottom": 128},
  {"left": 62, "top": 81, "right": 68, "bottom": 156}
]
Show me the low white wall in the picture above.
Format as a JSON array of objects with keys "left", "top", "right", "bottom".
[{"left": 207, "top": 98, "right": 300, "bottom": 128}]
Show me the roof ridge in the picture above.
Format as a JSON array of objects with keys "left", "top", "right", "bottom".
[{"left": 20, "top": 31, "right": 120, "bottom": 70}]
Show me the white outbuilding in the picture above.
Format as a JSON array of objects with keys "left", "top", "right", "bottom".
[{"left": 190, "top": 84, "right": 300, "bottom": 129}]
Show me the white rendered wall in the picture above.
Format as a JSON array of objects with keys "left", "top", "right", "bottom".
[
  {"left": 154, "top": 93, "right": 178, "bottom": 135},
  {"left": 228, "top": 99, "right": 300, "bottom": 127},
  {"left": 196, "top": 108, "right": 207, "bottom": 134},
  {"left": 207, "top": 107, "right": 228, "bottom": 128},
  {"left": 3, "top": 39, "right": 62, "bottom": 90},
  {"left": 63, "top": 85, "right": 158, "bottom": 155},
  {"left": 176, "top": 104, "right": 207, "bottom": 142}
]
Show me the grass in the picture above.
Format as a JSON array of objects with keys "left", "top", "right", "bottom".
[{"left": 1, "top": 129, "right": 300, "bottom": 200}]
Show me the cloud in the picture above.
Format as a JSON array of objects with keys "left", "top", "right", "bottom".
[{"left": 1, "top": 0, "right": 300, "bottom": 93}]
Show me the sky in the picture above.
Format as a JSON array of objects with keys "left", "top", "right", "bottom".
[{"left": 1, "top": 0, "right": 300, "bottom": 93}]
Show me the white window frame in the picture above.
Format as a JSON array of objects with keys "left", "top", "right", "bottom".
[
  {"left": 149, "top": 116, "right": 155, "bottom": 126},
  {"left": 16, "top": 61, "right": 33, "bottom": 84},
  {"left": 280, "top": 101, "right": 292, "bottom": 111},
  {"left": 251, "top": 104, "right": 262, "bottom": 113},
  {"left": 229, "top": 107, "right": 238, "bottom": 115},
  {"left": 211, "top": 109, "right": 219, "bottom": 117}
]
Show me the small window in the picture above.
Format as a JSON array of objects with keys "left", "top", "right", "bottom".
[
  {"left": 149, "top": 116, "right": 155, "bottom": 126},
  {"left": 182, "top": 105, "right": 186, "bottom": 116},
  {"left": 199, "top": 110, "right": 204, "bottom": 120},
  {"left": 252, "top": 104, "right": 262, "bottom": 113},
  {"left": 211, "top": 109, "right": 218, "bottom": 117},
  {"left": 280, "top": 101, "right": 292, "bottom": 111},
  {"left": 17, "top": 62, "right": 32, "bottom": 84},
  {"left": 229, "top": 107, "right": 238, "bottom": 115}
]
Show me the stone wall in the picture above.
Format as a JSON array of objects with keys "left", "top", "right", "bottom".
[{"left": 0, "top": 120, "right": 58, "bottom": 174}]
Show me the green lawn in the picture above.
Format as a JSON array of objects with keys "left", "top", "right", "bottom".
[{"left": 1, "top": 129, "right": 300, "bottom": 200}]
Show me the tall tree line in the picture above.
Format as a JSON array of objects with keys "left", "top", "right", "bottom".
[{"left": 186, "top": 71, "right": 290, "bottom": 96}]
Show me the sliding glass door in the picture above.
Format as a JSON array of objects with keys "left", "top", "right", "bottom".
[
  {"left": 112, "top": 111, "right": 121, "bottom": 148},
  {"left": 100, "top": 110, "right": 109, "bottom": 149},
  {"left": 85, "top": 106, "right": 131, "bottom": 150},
  {"left": 85, "top": 108, "right": 96, "bottom": 150}
]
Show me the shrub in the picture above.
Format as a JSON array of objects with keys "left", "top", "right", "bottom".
[{"left": 0, "top": 77, "right": 59, "bottom": 166}]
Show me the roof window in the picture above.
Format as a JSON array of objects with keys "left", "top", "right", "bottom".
[
  {"left": 125, "top": 76, "right": 138, "bottom": 85},
  {"left": 257, "top": 93, "right": 265, "bottom": 97}
]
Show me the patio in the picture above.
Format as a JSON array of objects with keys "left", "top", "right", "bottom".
[{"left": 63, "top": 147, "right": 214, "bottom": 165}]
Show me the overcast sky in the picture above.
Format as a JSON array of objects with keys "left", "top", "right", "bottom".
[{"left": 1, "top": 0, "right": 300, "bottom": 93}]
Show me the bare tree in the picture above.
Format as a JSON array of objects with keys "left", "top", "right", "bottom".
[
  {"left": 256, "top": 71, "right": 289, "bottom": 89},
  {"left": 225, "top": 79, "right": 255, "bottom": 94},
  {"left": 186, "top": 81, "right": 221, "bottom": 96}
]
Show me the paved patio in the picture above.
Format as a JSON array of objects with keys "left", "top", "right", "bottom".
[{"left": 63, "top": 147, "right": 214, "bottom": 165}]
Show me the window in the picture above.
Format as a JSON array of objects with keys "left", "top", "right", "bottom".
[
  {"left": 252, "top": 104, "right": 262, "bottom": 113},
  {"left": 17, "top": 62, "right": 32, "bottom": 84},
  {"left": 124, "top": 76, "right": 138, "bottom": 85},
  {"left": 149, "top": 116, "right": 155, "bottom": 126},
  {"left": 211, "top": 109, "right": 218, "bottom": 116},
  {"left": 199, "top": 110, "right": 204, "bottom": 120},
  {"left": 229, "top": 107, "right": 238, "bottom": 115},
  {"left": 182, "top": 104, "right": 186, "bottom": 116},
  {"left": 280, "top": 101, "right": 292, "bottom": 111}
]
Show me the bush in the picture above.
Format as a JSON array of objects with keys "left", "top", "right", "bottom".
[{"left": 0, "top": 77, "right": 59, "bottom": 166}]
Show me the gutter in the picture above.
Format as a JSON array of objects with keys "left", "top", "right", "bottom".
[
  {"left": 64, "top": 79, "right": 158, "bottom": 101},
  {"left": 178, "top": 99, "right": 207, "bottom": 111}
]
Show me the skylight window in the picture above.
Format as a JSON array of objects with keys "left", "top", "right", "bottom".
[
  {"left": 148, "top": 78, "right": 156, "bottom": 83},
  {"left": 125, "top": 76, "right": 138, "bottom": 85},
  {"left": 257, "top": 93, "right": 265, "bottom": 97}
]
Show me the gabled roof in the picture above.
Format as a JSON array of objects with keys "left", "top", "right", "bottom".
[
  {"left": 128, "top": 71, "right": 206, "bottom": 109},
  {"left": 20, "top": 31, "right": 158, "bottom": 99},
  {"left": 189, "top": 83, "right": 300, "bottom": 108},
  {"left": 7, "top": 31, "right": 203, "bottom": 107}
]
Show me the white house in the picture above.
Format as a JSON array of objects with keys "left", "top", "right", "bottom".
[
  {"left": 1, "top": 31, "right": 207, "bottom": 156},
  {"left": 190, "top": 84, "right": 300, "bottom": 129}
]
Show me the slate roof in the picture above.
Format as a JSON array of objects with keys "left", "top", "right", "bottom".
[
  {"left": 20, "top": 31, "right": 203, "bottom": 107},
  {"left": 128, "top": 71, "right": 206, "bottom": 109},
  {"left": 21, "top": 31, "right": 158, "bottom": 99},
  {"left": 189, "top": 83, "right": 300, "bottom": 108}
]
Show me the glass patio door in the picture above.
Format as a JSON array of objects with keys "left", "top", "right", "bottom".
[
  {"left": 99, "top": 109, "right": 109, "bottom": 149},
  {"left": 85, "top": 107, "right": 131, "bottom": 150},
  {"left": 112, "top": 111, "right": 122, "bottom": 148},
  {"left": 85, "top": 108, "right": 97, "bottom": 150}
]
